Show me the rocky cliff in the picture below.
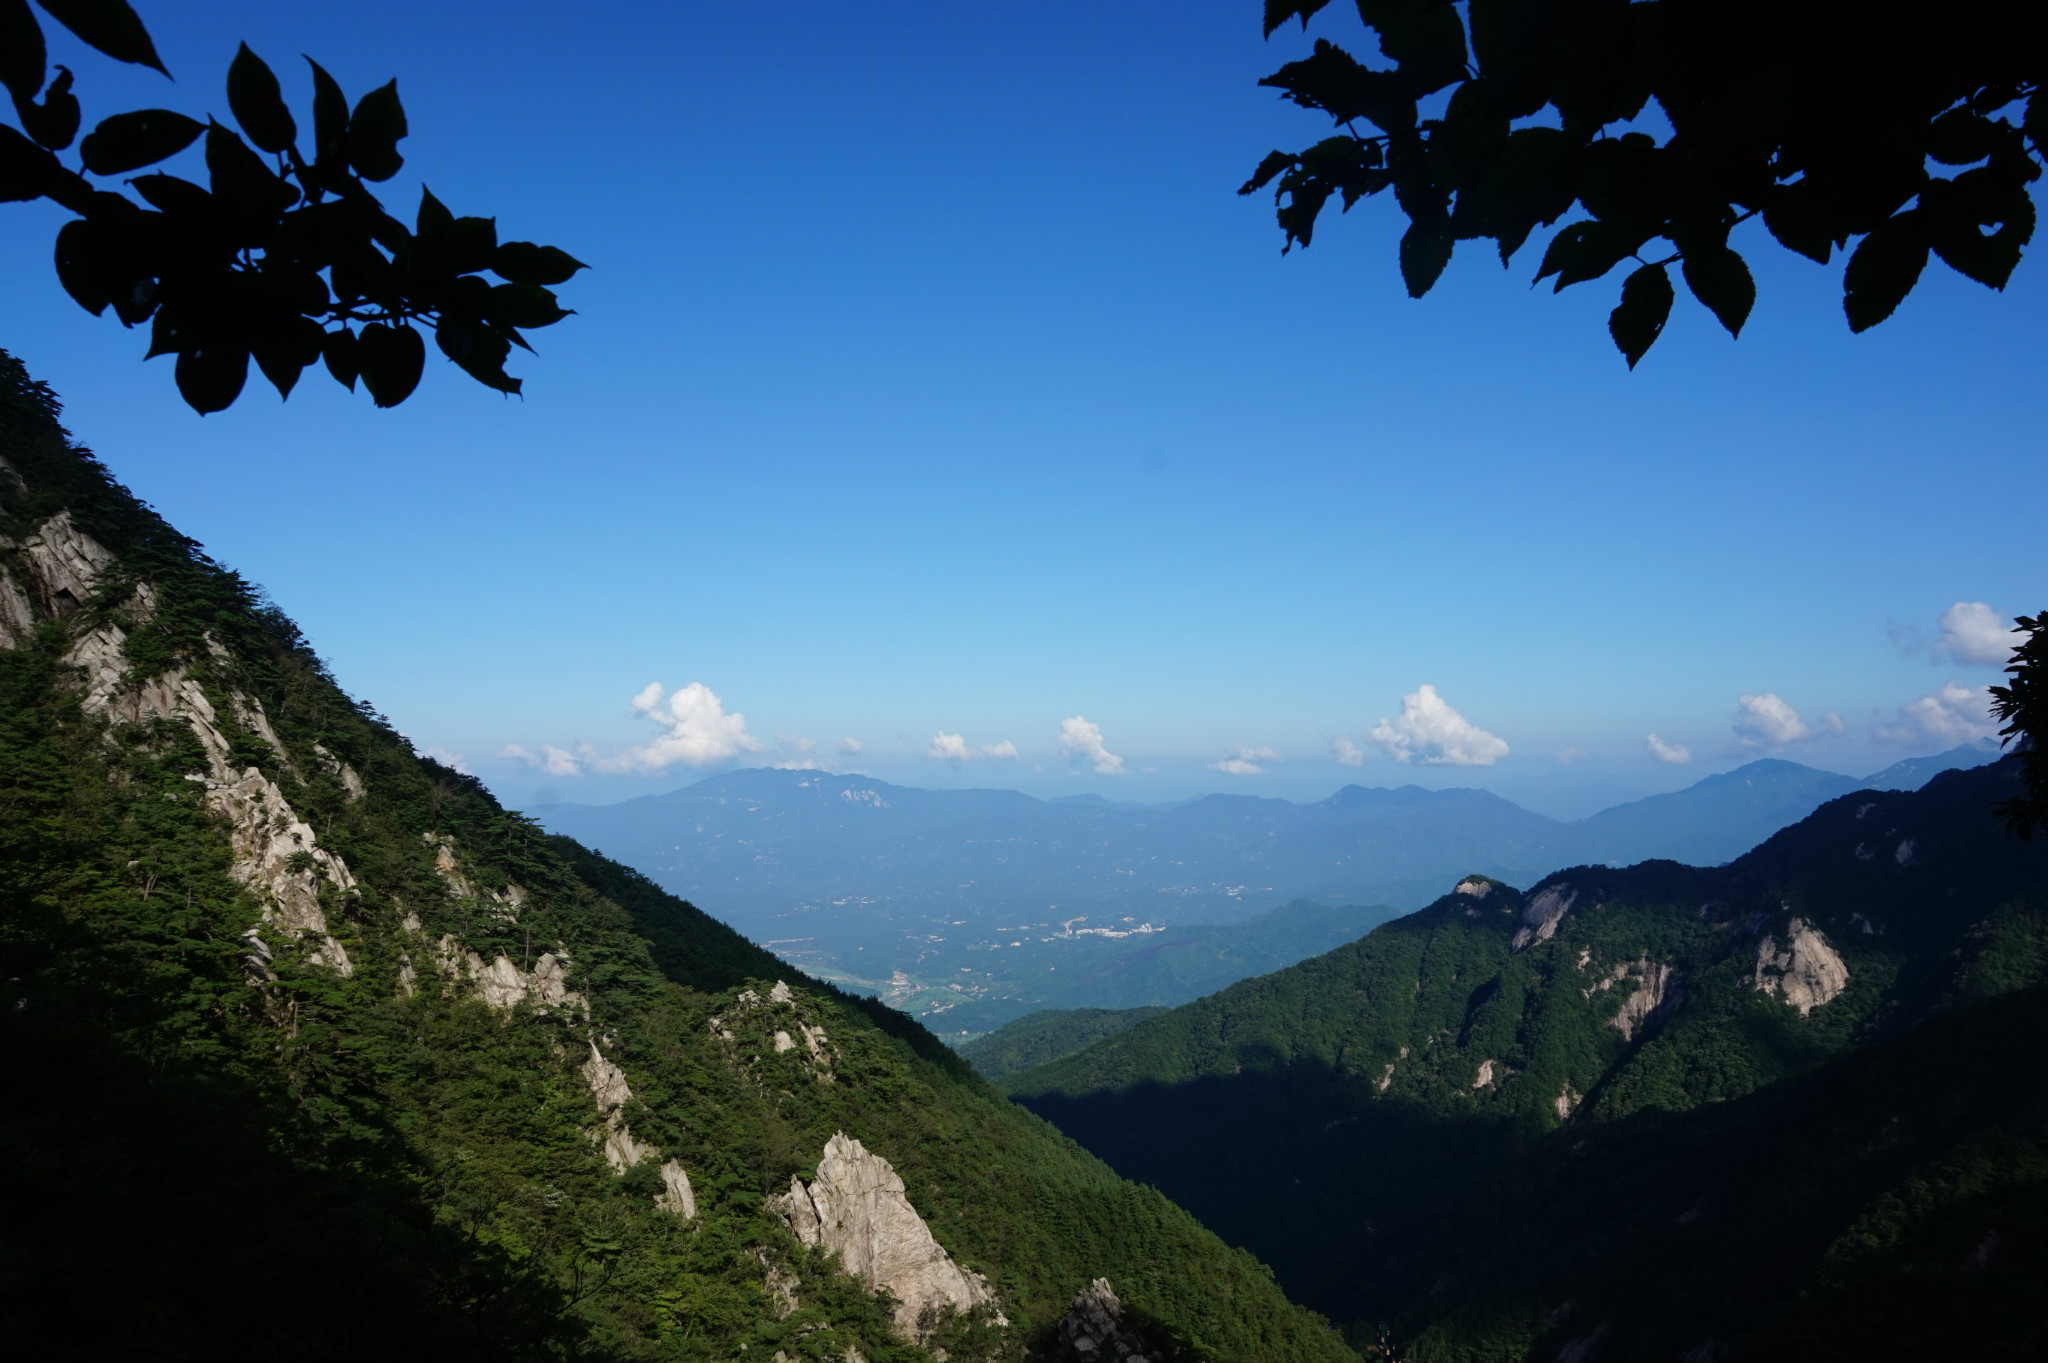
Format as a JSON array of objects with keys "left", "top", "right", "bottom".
[{"left": 0, "top": 351, "right": 1352, "bottom": 1363}]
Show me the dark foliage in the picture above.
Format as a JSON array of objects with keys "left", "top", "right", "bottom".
[
  {"left": 1245, "top": 0, "right": 2045, "bottom": 366},
  {"left": 1991, "top": 612, "right": 2048, "bottom": 837},
  {"left": 1, "top": 2, "right": 580, "bottom": 411},
  {"left": 1008, "top": 762, "right": 2048, "bottom": 1357}
]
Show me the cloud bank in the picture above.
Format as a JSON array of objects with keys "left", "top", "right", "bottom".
[
  {"left": 1935, "top": 601, "right": 2014, "bottom": 666},
  {"left": 1877, "top": 681, "right": 1998, "bottom": 747},
  {"left": 1733, "top": 692, "right": 1843, "bottom": 750},
  {"left": 1330, "top": 736, "right": 1366, "bottom": 767},
  {"left": 504, "top": 682, "right": 764, "bottom": 777},
  {"left": 1057, "top": 716, "right": 1124, "bottom": 775},
  {"left": 927, "top": 732, "right": 1019, "bottom": 763},
  {"left": 1645, "top": 733, "right": 1692, "bottom": 765},
  {"left": 1212, "top": 745, "right": 1279, "bottom": 775},
  {"left": 1367, "top": 685, "right": 1509, "bottom": 765}
]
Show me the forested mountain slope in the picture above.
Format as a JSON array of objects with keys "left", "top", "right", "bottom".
[
  {"left": 0, "top": 352, "right": 1348, "bottom": 1363},
  {"left": 1006, "top": 761, "right": 2048, "bottom": 1361}
]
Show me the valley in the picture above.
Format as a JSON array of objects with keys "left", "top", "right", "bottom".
[{"left": 535, "top": 748, "right": 1995, "bottom": 1033}]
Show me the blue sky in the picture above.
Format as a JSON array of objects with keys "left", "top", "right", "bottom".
[{"left": 3, "top": 2, "right": 2040, "bottom": 818}]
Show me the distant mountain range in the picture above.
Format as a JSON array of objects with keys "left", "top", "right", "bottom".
[
  {"left": 1003, "top": 758, "right": 2048, "bottom": 1357},
  {"left": 534, "top": 744, "right": 1998, "bottom": 1025}
]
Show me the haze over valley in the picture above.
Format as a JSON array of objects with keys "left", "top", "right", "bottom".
[{"left": 535, "top": 744, "right": 1995, "bottom": 1031}]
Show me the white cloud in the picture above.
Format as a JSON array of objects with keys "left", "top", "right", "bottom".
[
  {"left": 1212, "top": 745, "right": 1279, "bottom": 775},
  {"left": 422, "top": 745, "right": 470, "bottom": 774},
  {"left": 1935, "top": 601, "right": 2014, "bottom": 666},
  {"left": 1057, "top": 715, "right": 1124, "bottom": 775},
  {"left": 1366, "top": 685, "right": 1509, "bottom": 766},
  {"left": 1733, "top": 693, "right": 1843, "bottom": 750},
  {"left": 501, "top": 742, "right": 584, "bottom": 777},
  {"left": 1876, "top": 681, "right": 1998, "bottom": 747},
  {"left": 593, "top": 681, "right": 764, "bottom": 774},
  {"left": 1555, "top": 747, "right": 1587, "bottom": 765},
  {"left": 838, "top": 737, "right": 863, "bottom": 755},
  {"left": 1645, "top": 733, "right": 1692, "bottom": 765},
  {"left": 1330, "top": 736, "right": 1366, "bottom": 767},
  {"left": 928, "top": 732, "right": 1019, "bottom": 763}
]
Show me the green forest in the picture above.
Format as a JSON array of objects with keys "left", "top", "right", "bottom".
[
  {"left": 0, "top": 350, "right": 1349, "bottom": 1363},
  {"left": 1003, "top": 763, "right": 2048, "bottom": 1359}
]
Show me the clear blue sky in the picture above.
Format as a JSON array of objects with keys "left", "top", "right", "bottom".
[{"left": 4, "top": 2, "right": 2040, "bottom": 817}]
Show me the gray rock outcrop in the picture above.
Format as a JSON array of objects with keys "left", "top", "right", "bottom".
[
  {"left": 772, "top": 1131, "right": 995, "bottom": 1337},
  {"left": 1057, "top": 1279, "right": 1156, "bottom": 1363},
  {"left": 1512, "top": 883, "right": 1577, "bottom": 951},
  {"left": 1753, "top": 918, "right": 1849, "bottom": 1014}
]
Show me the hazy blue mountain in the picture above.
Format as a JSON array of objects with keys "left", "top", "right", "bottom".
[
  {"left": 1863, "top": 739, "right": 2002, "bottom": 790},
  {"left": 534, "top": 748, "right": 1996, "bottom": 1027},
  {"left": 1004, "top": 760, "right": 2048, "bottom": 1358}
]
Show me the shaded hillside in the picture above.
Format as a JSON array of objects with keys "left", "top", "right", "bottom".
[
  {"left": 959, "top": 1007, "right": 1168, "bottom": 1080},
  {"left": 0, "top": 353, "right": 1348, "bottom": 1363},
  {"left": 1005, "top": 761, "right": 2048, "bottom": 1360}
]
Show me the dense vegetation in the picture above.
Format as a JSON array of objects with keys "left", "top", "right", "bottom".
[
  {"left": 0, "top": 351, "right": 1349, "bottom": 1363},
  {"left": 1006, "top": 763, "right": 2048, "bottom": 1359},
  {"left": 958, "top": 1008, "right": 1168, "bottom": 1081}
]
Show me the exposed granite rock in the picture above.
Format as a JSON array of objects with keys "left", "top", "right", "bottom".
[
  {"left": 657, "top": 1159, "right": 697, "bottom": 1219},
  {"left": 1056, "top": 1279, "right": 1158, "bottom": 1363},
  {"left": 1512, "top": 883, "right": 1577, "bottom": 951},
  {"left": 19, "top": 509, "right": 113, "bottom": 616},
  {"left": 581, "top": 1041, "right": 658, "bottom": 1173},
  {"left": 0, "top": 565, "right": 35, "bottom": 647},
  {"left": 1472, "top": 1059, "right": 1496, "bottom": 1089},
  {"left": 772, "top": 1131, "right": 995, "bottom": 1337},
  {"left": 1587, "top": 955, "right": 1684, "bottom": 1041},
  {"left": 1753, "top": 918, "right": 1849, "bottom": 1014},
  {"left": 436, "top": 936, "right": 581, "bottom": 1013}
]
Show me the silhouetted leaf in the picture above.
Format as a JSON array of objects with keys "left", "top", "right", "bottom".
[
  {"left": 484, "top": 281, "right": 570, "bottom": 330},
  {"left": 204, "top": 120, "right": 296, "bottom": 222},
  {"left": 1356, "top": 0, "right": 1467, "bottom": 84},
  {"left": 251, "top": 311, "right": 325, "bottom": 399},
  {"left": 1923, "top": 172, "right": 2034, "bottom": 289},
  {"left": 52, "top": 216, "right": 110, "bottom": 313},
  {"left": 356, "top": 322, "right": 423, "bottom": 406},
  {"left": 493, "top": 241, "right": 585, "bottom": 286},
  {"left": 1535, "top": 219, "right": 1636, "bottom": 290},
  {"left": 448, "top": 217, "right": 497, "bottom": 275},
  {"left": 1926, "top": 107, "right": 2001, "bottom": 167},
  {"left": 1762, "top": 181, "right": 1833, "bottom": 265},
  {"left": 0, "top": 122, "right": 59, "bottom": 201},
  {"left": 1607, "top": 261, "right": 1671, "bottom": 368},
  {"left": 1260, "top": 40, "right": 1416, "bottom": 133},
  {"left": 1264, "top": 0, "right": 1331, "bottom": 37},
  {"left": 14, "top": 64, "right": 77, "bottom": 150},
  {"left": 1238, "top": 150, "right": 1298, "bottom": 197},
  {"left": 35, "top": 0, "right": 166, "bottom": 75},
  {"left": 322, "top": 327, "right": 358, "bottom": 391},
  {"left": 0, "top": 0, "right": 45, "bottom": 103},
  {"left": 435, "top": 314, "right": 520, "bottom": 394},
  {"left": 1398, "top": 216, "right": 1453, "bottom": 297},
  {"left": 1681, "top": 245, "right": 1754, "bottom": 336},
  {"left": 78, "top": 108, "right": 201, "bottom": 175},
  {"left": 306, "top": 57, "right": 349, "bottom": 182},
  {"left": 228, "top": 43, "right": 297, "bottom": 154},
  {"left": 174, "top": 341, "right": 249, "bottom": 414},
  {"left": 347, "top": 80, "right": 407, "bottom": 182},
  {"left": 1842, "top": 211, "right": 1928, "bottom": 332},
  {"left": 128, "top": 171, "right": 211, "bottom": 216}
]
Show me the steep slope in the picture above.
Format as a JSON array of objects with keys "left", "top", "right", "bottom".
[
  {"left": 1005, "top": 761, "right": 2048, "bottom": 1360},
  {"left": 958, "top": 1008, "right": 1169, "bottom": 1080},
  {"left": 1567, "top": 757, "right": 1864, "bottom": 866},
  {"left": 0, "top": 353, "right": 1349, "bottom": 1363}
]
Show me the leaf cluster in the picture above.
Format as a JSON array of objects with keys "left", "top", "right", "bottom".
[
  {"left": 1, "top": 1, "right": 583, "bottom": 411},
  {"left": 1244, "top": 0, "right": 2045, "bottom": 365},
  {"left": 1991, "top": 611, "right": 2048, "bottom": 838}
]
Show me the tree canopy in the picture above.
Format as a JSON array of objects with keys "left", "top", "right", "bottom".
[
  {"left": 1242, "top": 0, "right": 2044, "bottom": 367},
  {"left": 1, "top": 0, "right": 582, "bottom": 413}
]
